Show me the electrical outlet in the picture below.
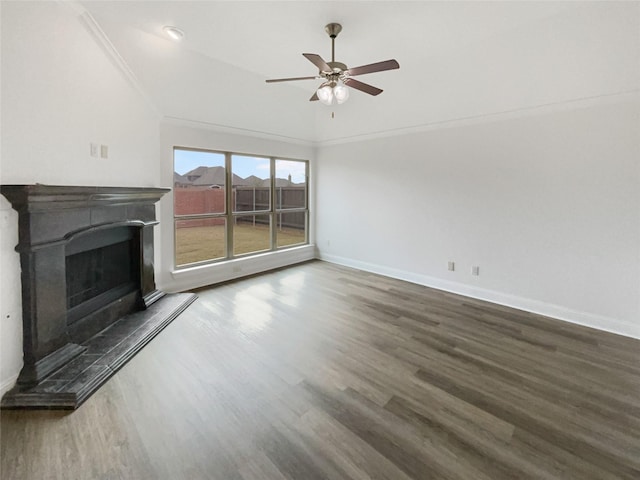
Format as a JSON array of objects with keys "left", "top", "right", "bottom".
[
  {"left": 447, "top": 261, "right": 455, "bottom": 271},
  {"left": 90, "top": 143, "right": 98, "bottom": 157},
  {"left": 472, "top": 266, "right": 480, "bottom": 276}
]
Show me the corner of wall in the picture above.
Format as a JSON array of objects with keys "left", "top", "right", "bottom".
[{"left": 0, "top": 196, "right": 23, "bottom": 396}]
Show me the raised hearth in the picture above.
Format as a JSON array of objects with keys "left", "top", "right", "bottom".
[
  {"left": 1, "top": 293, "right": 195, "bottom": 409},
  {"left": 0, "top": 185, "right": 197, "bottom": 409}
]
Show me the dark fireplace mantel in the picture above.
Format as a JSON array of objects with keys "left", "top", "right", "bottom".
[{"left": 1, "top": 184, "right": 196, "bottom": 409}]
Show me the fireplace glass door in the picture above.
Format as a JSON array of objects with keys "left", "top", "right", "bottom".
[{"left": 65, "top": 227, "right": 140, "bottom": 326}]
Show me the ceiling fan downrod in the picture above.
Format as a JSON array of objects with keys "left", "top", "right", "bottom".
[{"left": 325, "top": 23, "right": 342, "bottom": 63}]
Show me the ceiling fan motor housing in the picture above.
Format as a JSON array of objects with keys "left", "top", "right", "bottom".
[
  {"left": 325, "top": 23, "right": 342, "bottom": 38},
  {"left": 327, "top": 62, "right": 347, "bottom": 72}
]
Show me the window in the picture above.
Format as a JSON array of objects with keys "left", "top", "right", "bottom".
[
  {"left": 173, "top": 148, "right": 308, "bottom": 268},
  {"left": 275, "top": 160, "right": 307, "bottom": 248}
]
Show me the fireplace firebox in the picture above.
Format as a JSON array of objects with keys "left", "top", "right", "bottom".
[
  {"left": 0, "top": 185, "right": 197, "bottom": 409},
  {"left": 65, "top": 226, "right": 140, "bottom": 340}
]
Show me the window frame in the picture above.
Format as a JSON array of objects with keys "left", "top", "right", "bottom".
[{"left": 173, "top": 147, "right": 309, "bottom": 269}]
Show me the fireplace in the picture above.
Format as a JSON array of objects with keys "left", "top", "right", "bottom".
[
  {"left": 65, "top": 226, "right": 140, "bottom": 341},
  {"left": 0, "top": 185, "right": 197, "bottom": 409}
]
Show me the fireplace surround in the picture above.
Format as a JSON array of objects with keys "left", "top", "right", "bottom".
[{"left": 1, "top": 185, "right": 196, "bottom": 408}]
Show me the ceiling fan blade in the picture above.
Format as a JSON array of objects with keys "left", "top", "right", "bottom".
[
  {"left": 303, "top": 53, "right": 332, "bottom": 72},
  {"left": 346, "top": 59, "right": 399, "bottom": 77},
  {"left": 344, "top": 78, "right": 383, "bottom": 96},
  {"left": 309, "top": 92, "right": 319, "bottom": 101},
  {"left": 266, "top": 76, "right": 319, "bottom": 83}
]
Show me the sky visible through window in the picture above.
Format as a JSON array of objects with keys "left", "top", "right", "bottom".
[
  {"left": 174, "top": 150, "right": 224, "bottom": 175},
  {"left": 174, "top": 149, "right": 306, "bottom": 183}
]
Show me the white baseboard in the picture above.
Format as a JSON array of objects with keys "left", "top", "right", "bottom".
[{"left": 318, "top": 252, "right": 640, "bottom": 340}]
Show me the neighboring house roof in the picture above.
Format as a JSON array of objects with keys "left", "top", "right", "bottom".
[
  {"left": 243, "top": 175, "right": 265, "bottom": 187},
  {"left": 183, "top": 165, "right": 210, "bottom": 182},
  {"left": 233, "top": 175, "right": 252, "bottom": 186},
  {"left": 189, "top": 166, "right": 247, "bottom": 186},
  {"left": 192, "top": 166, "right": 226, "bottom": 185},
  {"left": 174, "top": 172, "right": 189, "bottom": 184},
  {"left": 274, "top": 178, "right": 293, "bottom": 187},
  {"left": 175, "top": 166, "right": 304, "bottom": 188}
]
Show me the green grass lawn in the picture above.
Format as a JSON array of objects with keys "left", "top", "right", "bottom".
[{"left": 175, "top": 223, "right": 305, "bottom": 266}]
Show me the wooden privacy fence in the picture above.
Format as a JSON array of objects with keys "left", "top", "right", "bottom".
[{"left": 175, "top": 186, "right": 306, "bottom": 229}]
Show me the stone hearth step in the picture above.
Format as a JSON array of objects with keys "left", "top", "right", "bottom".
[{"left": 1, "top": 292, "right": 197, "bottom": 409}]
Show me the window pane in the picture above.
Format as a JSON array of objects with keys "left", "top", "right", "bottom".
[
  {"left": 275, "top": 160, "right": 306, "bottom": 209},
  {"left": 174, "top": 149, "right": 226, "bottom": 214},
  {"left": 175, "top": 218, "right": 226, "bottom": 266},
  {"left": 232, "top": 155, "right": 270, "bottom": 212},
  {"left": 233, "top": 214, "right": 270, "bottom": 256},
  {"left": 276, "top": 211, "right": 307, "bottom": 248}
]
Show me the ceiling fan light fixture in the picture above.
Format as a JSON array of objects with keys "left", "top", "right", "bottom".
[
  {"left": 316, "top": 80, "right": 349, "bottom": 106},
  {"left": 317, "top": 83, "right": 335, "bottom": 106},
  {"left": 334, "top": 81, "right": 349, "bottom": 104},
  {"left": 163, "top": 26, "right": 184, "bottom": 41}
]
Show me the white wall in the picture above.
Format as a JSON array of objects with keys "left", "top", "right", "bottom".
[
  {"left": 316, "top": 96, "right": 640, "bottom": 338},
  {"left": 0, "top": 2, "right": 161, "bottom": 395},
  {"left": 156, "top": 121, "right": 316, "bottom": 293}
]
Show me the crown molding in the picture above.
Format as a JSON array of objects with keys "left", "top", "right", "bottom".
[
  {"left": 162, "top": 116, "right": 317, "bottom": 148},
  {"left": 163, "top": 90, "right": 638, "bottom": 149},
  {"left": 316, "top": 90, "right": 640, "bottom": 147}
]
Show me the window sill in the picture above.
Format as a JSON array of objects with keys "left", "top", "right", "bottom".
[{"left": 166, "top": 244, "right": 316, "bottom": 292}]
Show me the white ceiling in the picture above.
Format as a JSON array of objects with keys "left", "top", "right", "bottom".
[{"left": 80, "top": 1, "right": 640, "bottom": 143}]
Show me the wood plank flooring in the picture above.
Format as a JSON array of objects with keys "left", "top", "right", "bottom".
[{"left": 1, "top": 260, "right": 639, "bottom": 479}]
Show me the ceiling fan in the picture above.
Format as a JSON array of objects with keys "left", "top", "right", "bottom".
[{"left": 266, "top": 23, "right": 399, "bottom": 106}]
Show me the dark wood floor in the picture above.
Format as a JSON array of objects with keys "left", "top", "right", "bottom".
[{"left": 2, "top": 260, "right": 639, "bottom": 479}]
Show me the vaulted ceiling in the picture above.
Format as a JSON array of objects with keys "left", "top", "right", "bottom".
[{"left": 80, "top": 1, "right": 639, "bottom": 144}]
